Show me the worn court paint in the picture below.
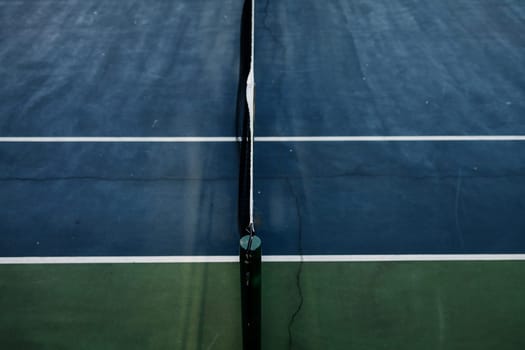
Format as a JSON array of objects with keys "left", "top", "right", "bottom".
[
  {"left": 256, "top": 0, "right": 525, "bottom": 136},
  {"left": 0, "top": 0, "right": 241, "bottom": 136}
]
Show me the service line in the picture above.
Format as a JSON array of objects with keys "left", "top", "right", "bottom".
[{"left": 1, "top": 135, "right": 525, "bottom": 143}]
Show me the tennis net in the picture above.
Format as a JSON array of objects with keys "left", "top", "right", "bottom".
[{"left": 236, "top": 0, "right": 261, "bottom": 349}]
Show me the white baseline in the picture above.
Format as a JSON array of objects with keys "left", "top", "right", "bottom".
[{"left": 1, "top": 255, "right": 525, "bottom": 264}]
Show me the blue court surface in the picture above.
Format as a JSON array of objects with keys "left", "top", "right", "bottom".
[
  {"left": 1, "top": 0, "right": 524, "bottom": 257},
  {"left": 1, "top": 0, "right": 525, "bottom": 349}
]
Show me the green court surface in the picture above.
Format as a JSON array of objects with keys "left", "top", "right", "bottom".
[{"left": 1, "top": 261, "right": 523, "bottom": 349}]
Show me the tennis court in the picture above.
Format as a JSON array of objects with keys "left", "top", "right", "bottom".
[{"left": 1, "top": 0, "right": 525, "bottom": 349}]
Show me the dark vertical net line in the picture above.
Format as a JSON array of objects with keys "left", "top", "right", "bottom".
[
  {"left": 237, "top": 0, "right": 254, "bottom": 239},
  {"left": 238, "top": 1, "right": 261, "bottom": 350}
]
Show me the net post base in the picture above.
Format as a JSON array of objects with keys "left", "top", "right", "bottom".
[{"left": 240, "top": 235, "right": 262, "bottom": 350}]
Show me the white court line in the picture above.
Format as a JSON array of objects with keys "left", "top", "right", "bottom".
[
  {"left": 0, "top": 137, "right": 239, "bottom": 142},
  {"left": 0, "top": 256, "right": 239, "bottom": 264},
  {"left": 256, "top": 135, "right": 525, "bottom": 142},
  {"left": 1, "top": 135, "right": 525, "bottom": 142},
  {"left": 1, "top": 255, "right": 525, "bottom": 264},
  {"left": 263, "top": 254, "right": 525, "bottom": 262}
]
